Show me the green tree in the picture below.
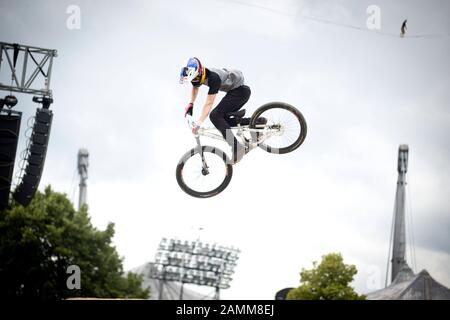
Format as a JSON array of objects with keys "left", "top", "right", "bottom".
[
  {"left": 0, "top": 186, "right": 149, "bottom": 299},
  {"left": 287, "top": 253, "right": 365, "bottom": 300}
]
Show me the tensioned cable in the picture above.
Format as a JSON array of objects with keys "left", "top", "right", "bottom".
[
  {"left": 69, "top": 167, "right": 78, "bottom": 205},
  {"left": 406, "top": 174, "right": 417, "bottom": 272},
  {"left": 405, "top": 181, "right": 414, "bottom": 272},
  {"left": 226, "top": 0, "right": 450, "bottom": 39},
  {"left": 385, "top": 198, "right": 396, "bottom": 287},
  {"left": 199, "top": 288, "right": 216, "bottom": 300}
]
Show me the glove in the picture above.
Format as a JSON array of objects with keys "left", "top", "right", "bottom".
[{"left": 184, "top": 102, "right": 194, "bottom": 117}]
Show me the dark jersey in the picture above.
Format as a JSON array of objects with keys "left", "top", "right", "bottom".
[{"left": 191, "top": 68, "right": 221, "bottom": 95}]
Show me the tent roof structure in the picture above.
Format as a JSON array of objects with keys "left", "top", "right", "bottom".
[{"left": 368, "top": 269, "right": 450, "bottom": 300}]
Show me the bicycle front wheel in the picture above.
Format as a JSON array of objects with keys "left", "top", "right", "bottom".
[
  {"left": 176, "top": 146, "right": 233, "bottom": 198},
  {"left": 249, "top": 102, "right": 307, "bottom": 154}
]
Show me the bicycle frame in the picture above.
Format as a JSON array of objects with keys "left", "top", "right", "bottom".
[
  {"left": 186, "top": 115, "right": 282, "bottom": 150},
  {"left": 184, "top": 113, "right": 282, "bottom": 169}
]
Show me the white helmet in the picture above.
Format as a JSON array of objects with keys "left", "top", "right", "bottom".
[{"left": 179, "top": 57, "right": 204, "bottom": 84}]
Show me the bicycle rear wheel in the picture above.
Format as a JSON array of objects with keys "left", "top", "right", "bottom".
[
  {"left": 176, "top": 146, "right": 233, "bottom": 198},
  {"left": 249, "top": 102, "right": 307, "bottom": 154}
]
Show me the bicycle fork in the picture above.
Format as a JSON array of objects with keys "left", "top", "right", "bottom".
[{"left": 195, "top": 136, "right": 210, "bottom": 175}]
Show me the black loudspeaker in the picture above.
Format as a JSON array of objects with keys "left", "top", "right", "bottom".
[
  {"left": 13, "top": 108, "right": 53, "bottom": 206},
  {"left": 0, "top": 111, "right": 22, "bottom": 210}
]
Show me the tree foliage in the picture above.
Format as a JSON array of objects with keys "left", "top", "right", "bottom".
[
  {"left": 287, "top": 253, "right": 365, "bottom": 300},
  {"left": 0, "top": 186, "right": 149, "bottom": 299}
]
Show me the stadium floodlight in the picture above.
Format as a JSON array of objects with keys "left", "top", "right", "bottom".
[{"left": 150, "top": 237, "right": 240, "bottom": 300}]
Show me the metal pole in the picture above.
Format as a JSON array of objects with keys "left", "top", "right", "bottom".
[
  {"left": 0, "top": 43, "right": 3, "bottom": 74},
  {"left": 179, "top": 283, "right": 184, "bottom": 300},
  {"left": 214, "top": 287, "right": 220, "bottom": 300},
  {"left": 77, "top": 149, "right": 89, "bottom": 210},
  {"left": 78, "top": 179, "right": 87, "bottom": 210},
  {"left": 158, "top": 280, "right": 165, "bottom": 300},
  {"left": 391, "top": 145, "right": 408, "bottom": 282},
  {"left": 21, "top": 49, "right": 28, "bottom": 88}
]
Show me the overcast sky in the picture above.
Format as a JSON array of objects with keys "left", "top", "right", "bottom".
[{"left": 1, "top": 0, "right": 449, "bottom": 299}]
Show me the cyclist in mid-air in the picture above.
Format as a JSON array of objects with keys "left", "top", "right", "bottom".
[{"left": 180, "top": 57, "right": 250, "bottom": 164}]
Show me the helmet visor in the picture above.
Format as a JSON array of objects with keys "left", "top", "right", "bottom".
[
  {"left": 179, "top": 66, "right": 199, "bottom": 84},
  {"left": 179, "top": 67, "right": 189, "bottom": 84}
]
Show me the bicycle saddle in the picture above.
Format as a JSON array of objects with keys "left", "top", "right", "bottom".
[{"left": 226, "top": 109, "right": 246, "bottom": 119}]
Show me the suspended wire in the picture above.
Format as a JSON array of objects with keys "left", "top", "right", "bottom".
[
  {"left": 385, "top": 198, "right": 397, "bottom": 287},
  {"left": 227, "top": 0, "right": 296, "bottom": 17},
  {"left": 405, "top": 180, "right": 412, "bottom": 271},
  {"left": 226, "top": 0, "right": 450, "bottom": 39},
  {"left": 200, "top": 288, "right": 217, "bottom": 300},
  {"left": 69, "top": 167, "right": 78, "bottom": 206},
  {"left": 405, "top": 189, "right": 413, "bottom": 272},
  {"left": 204, "top": 291, "right": 215, "bottom": 300},
  {"left": 406, "top": 174, "right": 418, "bottom": 273},
  {"left": 410, "top": 183, "right": 417, "bottom": 272}
]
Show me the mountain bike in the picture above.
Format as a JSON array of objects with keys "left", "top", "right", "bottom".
[{"left": 176, "top": 102, "right": 307, "bottom": 198}]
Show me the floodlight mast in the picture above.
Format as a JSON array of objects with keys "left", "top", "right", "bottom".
[
  {"left": 150, "top": 238, "right": 240, "bottom": 300},
  {"left": 158, "top": 265, "right": 166, "bottom": 300},
  {"left": 214, "top": 261, "right": 225, "bottom": 300},
  {"left": 0, "top": 42, "right": 57, "bottom": 100}
]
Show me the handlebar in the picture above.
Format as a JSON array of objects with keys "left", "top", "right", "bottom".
[
  {"left": 182, "top": 104, "right": 195, "bottom": 134},
  {"left": 186, "top": 114, "right": 195, "bottom": 129},
  {"left": 184, "top": 103, "right": 198, "bottom": 134}
]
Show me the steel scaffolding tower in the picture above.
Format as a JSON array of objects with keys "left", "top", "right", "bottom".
[{"left": 0, "top": 42, "right": 57, "bottom": 97}]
